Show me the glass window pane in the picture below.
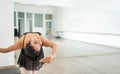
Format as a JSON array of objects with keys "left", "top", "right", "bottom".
[
  {"left": 18, "top": 12, "right": 24, "bottom": 18},
  {"left": 45, "top": 14, "right": 52, "bottom": 20},
  {"left": 14, "top": 12, "right": 16, "bottom": 27},
  {"left": 27, "top": 13, "right": 32, "bottom": 18},
  {"left": 34, "top": 14, "right": 43, "bottom": 27}
]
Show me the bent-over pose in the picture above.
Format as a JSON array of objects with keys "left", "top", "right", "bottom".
[{"left": 0, "top": 32, "right": 58, "bottom": 74}]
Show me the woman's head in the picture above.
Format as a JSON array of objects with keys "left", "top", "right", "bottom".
[{"left": 25, "top": 39, "right": 41, "bottom": 57}]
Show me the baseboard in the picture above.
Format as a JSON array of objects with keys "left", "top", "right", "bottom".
[
  {"left": 0, "top": 65, "right": 16, "bottom": 70},
  {"left": 63, "top": 38, "right": 120, "bottom": 49}
]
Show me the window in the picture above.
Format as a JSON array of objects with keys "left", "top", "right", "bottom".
[
  {"left": 27, "top": 13, "right": 32, "bottom": 18},
  {"left": 45, "top": 14, "right": 52, "bottom": 20},
  {"left": 18, "top": 12, "right": 24, "bottom": 18},
  {"left": 14, "top": 12, "right": 16, "bottom": 27},
  {"left": 34, "top": 14, "right": 43, "bottom": 27}
]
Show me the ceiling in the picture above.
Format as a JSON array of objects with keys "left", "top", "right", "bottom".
[
  {"left": 14, "top": 0, "right": 120, "bottom": 11},
  {"left": 14, "top": 0, "right": 76, "bottom": 7}
]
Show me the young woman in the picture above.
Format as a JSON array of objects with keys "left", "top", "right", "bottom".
[{"left": 0, "top": 32, "right": 58, "bottom": 74}]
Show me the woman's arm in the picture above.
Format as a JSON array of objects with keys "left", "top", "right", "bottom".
[
  {"left": 40, "top": 35, "right": 58, "bottom": 63},
  {"left": 0, "top": 36, "right": 23, "bottom": 53},
  {"left": 41, "top": 35, "right": 58, "bottom": 57}
]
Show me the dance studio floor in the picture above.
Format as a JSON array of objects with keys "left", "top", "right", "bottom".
[{"left": 0, "top": 38, "right": 120, "bottom": 74}]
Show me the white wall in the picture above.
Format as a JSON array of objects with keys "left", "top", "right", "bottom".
[
  {"left": 53, "top": 7, "right": 120, "bottom": 34},
  {"left": 0, "top": 0, "right": 14, "bottom": 67},
  {"left": 14, "top": 3, "right": 54, "bottom": 35},
  {"left": 53, "top": 7, "right": 120, "bottom": 48},
  {"left": 14, "top": 3, "right": 54, "bottom": 13}
]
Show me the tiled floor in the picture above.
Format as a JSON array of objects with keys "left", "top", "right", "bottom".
[
  {"left": 36, "top": 38, "right": 120, "bottom": 74},
  {"left": 1, "top": 38, "right": 120, "bottom": 74}
]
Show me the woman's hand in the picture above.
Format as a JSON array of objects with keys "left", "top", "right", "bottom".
[{"left": 39, "top": 55, "right": 55, "bottom": 64}]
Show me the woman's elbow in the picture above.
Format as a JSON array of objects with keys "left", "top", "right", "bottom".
[{"left": 51, "top": 42, "right": 58, "bottom": 49}]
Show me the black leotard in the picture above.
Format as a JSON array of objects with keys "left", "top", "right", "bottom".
[{"left": 17, "top": 32, "right": 44, "bottom": 70}]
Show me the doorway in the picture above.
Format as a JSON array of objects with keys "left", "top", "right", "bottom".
[
  {"left": 26, "top": 19, "right": 32, "bottom": 32},
  {"left": 18, "top": 19, "right": 25, "bottom": 37},
  {"left": 46, "top": 22, "right": 52, "bottom": 37}
]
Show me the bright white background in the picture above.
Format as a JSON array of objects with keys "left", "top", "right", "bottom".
[{"left": 53, "top": 7, "right": 120, "bottom": 48}]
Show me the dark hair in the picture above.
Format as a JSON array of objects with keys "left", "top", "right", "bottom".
[{"left": 24, "top": 42, "right": 37, "bottom": 58}]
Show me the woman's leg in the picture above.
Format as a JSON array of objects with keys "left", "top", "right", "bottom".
[
  {"left": 20, "top": 67, "right": 32, "bottom": 74},
  {"left": 32, "top": 70, "right": 36, "bottom": 74}
]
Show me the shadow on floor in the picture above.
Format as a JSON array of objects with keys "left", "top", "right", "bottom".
[{"left": 0, "top": 68, "right": 20, "bottom": 74}]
